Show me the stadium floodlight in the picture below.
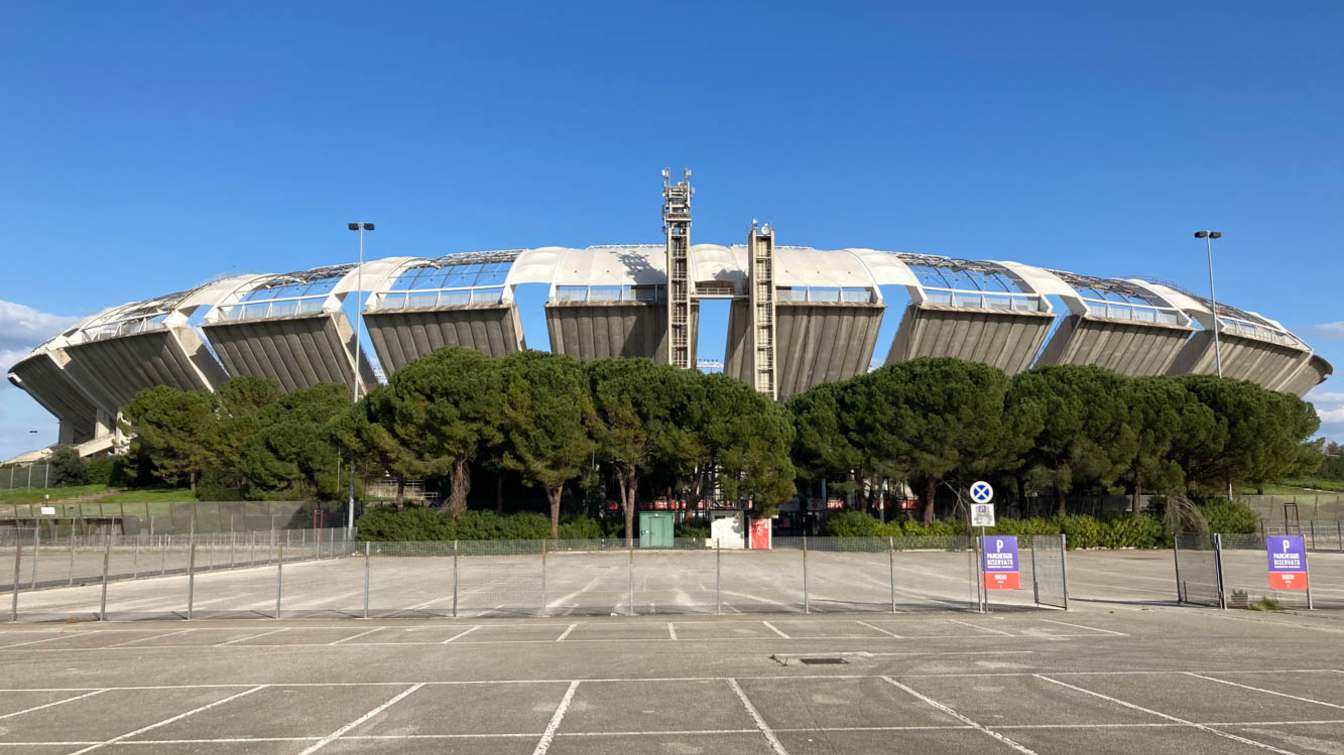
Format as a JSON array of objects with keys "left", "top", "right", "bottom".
[
  {"left": 345, "top": 221, "right": 375, "bottom": 536},
  {"left": 1193, "top": 230, "right": 1225, "bottom": 379}
]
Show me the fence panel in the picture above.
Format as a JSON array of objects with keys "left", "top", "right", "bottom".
[
  {"left": 1174, "top": 534, "right": 1221, "bottom": 607},
  {"left": 631, "top": 541, "right": 716, "bottom": 616},
  {"left": 1219, "top": 533, "right": 1313, "bottom": 611},
  {"left": 721, "top": 540, "right": 806, "bottom": 614},
  {"left": 1029, "top": 535, "right": 1069, "bottom": 610},
  {"left": 454, "top": 540, "right": 545, "bottom": 618}
]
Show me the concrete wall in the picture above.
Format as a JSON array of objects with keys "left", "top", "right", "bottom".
[
  {"left": 204, "top": 314, "right": 376, "bottom": 394},
  {"left": 1279, "top": 355, "right": 1332, "bottom": 398},
  {"left": 8, "top": 353, "right": 101, "bottom": 443},
  {"left": 886, "top": 304, "right": 1053, "bottom": 375},
  {"left": 365, "top": 306, "right": 523, "bottom": 375},
  {"left": 1037, "top": 315, "right": 1192, "bottom": 376},
  {"left": 1168, "top": 330, "right": 1310, "bottom": 390},
  {"left": 61, "top": 327, "right": 227, "bottom": 413},
  {"left": 723, "top": 300, "right": 883, "bottom": 399},
  {"left": 545, "top": 302, "right": 698, "bottom": 365}
]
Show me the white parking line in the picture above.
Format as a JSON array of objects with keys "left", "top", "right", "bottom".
[
  {"left": 68, "top": 684, "right": 267, "bottom": 754},
  {"left": 298, "top": 683, "right": 424, "bottom": 754},
  {"left": 728, "top": 678, "right": 788, "bottom": 754},
  {"left": 883, "top": 676, "right": 1036, "bottom": 754},
  {"left": 0, "top": 689, "right": 107, "bottom": 721},
  {"left": 948, "top": 619, "right": 1013, "bottom": 636},
  {"left": 441, "top": 625, "right": 481, "bottom": 644},
  {"left": 1034, "top": 674, "right": 1296, "bottom": 755},
  {"left": 1184, "top": 672, "right": 1344, "bottom": 711},
  {"left": 215, "top": 628, "right": 289, "bottom": 646},
  {"left": 328, "top": 627, "right": 386, "bottom": 646},
  {"left": 108, "top": 629, "right": 197, "bottom": 647},
  {"left": 0, "top": 633, "right": 87, "bottom": 649},
  {"left": 1038, "top": 619, "right": 1127, "bottom": 637},
  {"left": 555, "top": 623, "right": 578, "bottom": 642},
  {"left": 855, "top": 620, "right": 903, "bottom": 638},
  {"left": 761, "top": 621, "right": 790, "bottom": 639},
  {"left": 532, "top": 680, "right": 580, "bottom": 755}
]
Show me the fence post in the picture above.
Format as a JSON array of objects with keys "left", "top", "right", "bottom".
[
  {"left": 1060, "top": 534, "right": 1070, "bottom": 611},
  {"left": 363, "top": 542, "right": 371, "bottom": 620},
  {"left": 30, "top": 526, "right": 39, "bottom": 591},
  {"left": 1338, "top": 521, "right": 1343, "bottom": 554},
  {"left": 1030, "top": 535, "right": 1040, "bottom": 607},
  {"left": 186, "top": 531, "right": 197, "bottom": 621},
  {"left": 1213, "top": 533, "right": 1226, "bottom": 610},
  {"left": 131, "top": 535, "right": 138, "bottom": 580},
  {"left": 275, "top": 540, "right": 284, "bottom": 619},
  {"left": 540, "top": 540, "right": 547, "bottom": 618},
  {"left": 99, "top": 530, "right": 111, "bottom": 622},
  {"left": 9, "top": 535, "right": 21, "bottom": 622},
  {"left": 888, "top": 536, "right": 897, "bottom": 613},
  {"left": 160, "top": 535, "right": 168, "bottom": 576},
  {"left": 250, "top": 531, "right": 256, "bottom": 566},
  {"left": 627, "top": 542, "right": 635, "bottom": 617},
  {"left": 67, "top": 525, "right": 76, "bottom": 587},
  {"left": 1173, "top": 535, "right": 1184, "bottom": 604},
  {"left": 802, "top": 533, "right": 809, "bottom": 615},
  {"left": 715, "top": 541, "right": 722, "bottom": 616},
  {"left": 452, "top": 540, "right": 459, "bottom": 619},
  {"left": 230, "top": 531, "right": 236, "bottom": 568},
  {"left": 1305, "top": 546, "right": 1314, "bottom": 611},
  {"left": 1310, "top": 520, "right": 1317, "bottom": 551}
]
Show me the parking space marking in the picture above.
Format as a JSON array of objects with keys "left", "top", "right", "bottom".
[
  {"left": 947, "top": 618, "right": 1013, "bottom": 636},
  {"left": 106, "top": 629, "right": 198, "bottom": 647},
  {"left": 854, "top": 620, "right": 902, "bottom": 638},
  {"left": 1039, "top": 619, "right": 1127, "bottom": 637},
  {"left": 667, "top": 622, "right": 677, "bottom": 640},
  {"left": 882, "top": 676, "right": 1037, "bottom": 754},
  {"left": 0, "top": 688, "right": 107, "bottom": 721},
  {"left": 327, "top": 627, "right": 385, "bottom": 646},
  {"left": 532, "top": 680, "right": 580, "bottom": 755},
  {"left": 728, "top": 678, "right": 788, "bottom": 755},
  {"left": 761, "top": 621, "right": 790, "bottom": 639},
  {"left": 68, "top": 684, "right": 268, "bottom": 754},
  {"left": 298, "top": 682, "right": 424, "bottom": 754},
  {"left": 1184, "top": 672, "right": 1344, "bottom": 711},
  {"left": 440, "top": 625, "right": 481, "bottom": 644},
  {"left": 1035, "top": 674, "right": 1296, "bottom": 755},
  {"left": 555, "top": 623, "right": 578, "bottom": 642},
  {"left": 0, "top": 633, "right": 89, "bottom": 649},
  {"left": 215, "top": 628, "right": 288, "bottom": 646}
]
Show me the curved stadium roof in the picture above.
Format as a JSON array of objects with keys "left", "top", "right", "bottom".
[{"left": 6, "top": 244, "right": 1332, "bottom": 459}]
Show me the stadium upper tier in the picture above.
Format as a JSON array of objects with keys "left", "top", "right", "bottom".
[{"left": 7, "top": 244, "right": 1332, "bottom": 452}]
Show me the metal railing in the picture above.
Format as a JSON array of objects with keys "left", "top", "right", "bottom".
[{"left": 3, "top": 534, "right": 1070, "bottom": 622}]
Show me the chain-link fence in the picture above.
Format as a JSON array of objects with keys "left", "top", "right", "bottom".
[
  {"left": 1265, "top": 521, "right": 1344, "bottom": 553},
  {"left": 0, "top": 463, "right": 53, "bottom": 490},
  {"left": 4, "top": 535, "right": 1073, "bottom": 622},
  {"left": 1174, "top": 534, "right": 1222, "bottom": 608},
  {"left": 1173, "top": 532, "right": 1344, "bottom": 611},
  {"left": 0, "top": 500, "right": 350, "bottom": 537}
]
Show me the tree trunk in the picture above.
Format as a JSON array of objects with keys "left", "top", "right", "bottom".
[
  {"left": 495, "top": 473, "right": 504, "bottom": 513},
  {"left": 448, "top": 457, "right": 471, "bottom": 517},
  {"left": 396, "top": 478, "right": 405, "bottom": 508},
  {"left": 189, "top": 471, "right": 197, "bottom": 494},
  {"left": 547, "top": 486, "right": 562, "bottom": 538},
  {"left": 1131, "top": 472, "right": 1141, "bottom": 515},
  {"left": 922, "top": 478, "right": 936, "bottom": 525},
  {"left": 1055, "top": 486, "right": 1067, "bottom": 517},
  {"left": 623, "top": 467, "right": 638, "bottom": 548}
]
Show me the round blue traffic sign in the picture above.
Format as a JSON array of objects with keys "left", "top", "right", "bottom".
[{"left": 969, "top": 481, "right": 994, "bottom": 504}]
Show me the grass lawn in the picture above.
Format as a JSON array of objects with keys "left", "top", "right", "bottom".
[
  {"left": 0, "top": 484, "right": 109, "bottom": 505},
  {"left": 1237, "top": 479, "right": 1344, "bottom": 496}
]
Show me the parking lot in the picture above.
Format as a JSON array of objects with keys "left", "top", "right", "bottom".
[{"left": 1, "top": 606, "right": 1343, "bottom": 753}]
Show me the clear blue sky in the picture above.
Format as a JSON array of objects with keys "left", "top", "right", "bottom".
[{"left": 2, "top": 1, "right": 1342, "bottom": 458}]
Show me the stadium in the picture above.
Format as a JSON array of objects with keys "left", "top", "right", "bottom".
[{"left": 5, "top": 175, "right": 1333, "bottom": 463}]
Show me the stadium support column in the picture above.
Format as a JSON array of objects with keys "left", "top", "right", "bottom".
[
  {"left": 749, "top": 222, "right": 777, "bottom": 399},
  {"left": 663, "top": 168, "right": 693, "bottom": 369}
]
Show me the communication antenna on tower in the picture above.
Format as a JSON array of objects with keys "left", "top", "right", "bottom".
[{"left": 663, "top": 168, "right": 693, "bottom": 369}]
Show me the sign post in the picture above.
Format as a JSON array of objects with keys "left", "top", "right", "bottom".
[
  {"left": 1267, "top": 535, "right": 1310, "bottom": 608},
  {"left": 968, "top": 481, "right": 995, "bottom": 612}
]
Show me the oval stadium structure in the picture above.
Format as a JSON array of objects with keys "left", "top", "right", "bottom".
[{"left": 5, "top": 180, "right": 1332, "bottom": 462}]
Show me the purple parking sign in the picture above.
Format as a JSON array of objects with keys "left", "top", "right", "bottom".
[
  {"left": 980, "top": 535, "right": 1020, "bottom": 590},
  {"left": 1267, "top": 535, "right": 1308, "bottom": 591}
]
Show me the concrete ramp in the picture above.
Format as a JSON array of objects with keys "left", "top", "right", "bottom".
[
  {"left": 1038, "top": 315, "right": 1192, "bottom": 376},
  {"left": 887, "top": 304, "right": 1052, "bottom": 375},
  {"left": 545, "top": 302, "right": 698, "bottom": 364},
  {"left": 61, "top": 327, "right": 228, "bottom": 413},
  {"left": 204, "top": 313, "right": 375, "bottom": 394},
  {"left": 365, "top": 305, "right": 523, "bottom": 374}
]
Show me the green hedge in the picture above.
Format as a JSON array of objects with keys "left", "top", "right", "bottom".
[
  {"left": 357, "top": 508, "right": 613, "bottom": 541},
  {"left": 822, "top": 500, "right": 1260, "bottom": 549}
]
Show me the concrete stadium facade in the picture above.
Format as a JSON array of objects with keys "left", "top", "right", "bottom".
[{"left": 5, "top": 179, "right": 1332, "bottom": 462}]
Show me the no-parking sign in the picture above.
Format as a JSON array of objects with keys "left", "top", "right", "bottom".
[
  {"left": 981, "top": 535, "right": 1020, "bottom": 590},
  {"left": 1266, "top": 535, "right": 1309, "bottom": 591}
]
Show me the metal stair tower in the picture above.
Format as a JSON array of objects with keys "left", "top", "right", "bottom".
[
  {"left": 662, "top": 168, "right": 693, "bottom": 369},
  {"left": 749, "top": 221, "right": 777, "bottom": 399}
]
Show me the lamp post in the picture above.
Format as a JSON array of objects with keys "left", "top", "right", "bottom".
[
  {"left": 345, "top": 222, "right": 374, "bottom": 537},
  {"left": 1194, "top": 231, "right": 1224, "bottom": 378}
]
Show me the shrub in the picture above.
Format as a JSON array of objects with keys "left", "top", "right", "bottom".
[
  {"left": 675, "top": 523, "right": 710, "bottom": 540},
  {"left": 357, "top": 507, "right": 453, "bottom": 541},
  {"left": 1199, "top": 498, "right": 1259, "bottom": 535},
  {"left": 84, "top": 456, "right": 117, "bottom": 486},
  {"left": 556, "top": 516, "right": 603, "bottom": 540},
  {"left": 823, "top": 510, "right": 883, "bottom": 537}
]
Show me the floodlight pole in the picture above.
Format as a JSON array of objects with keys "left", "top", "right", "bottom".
[
  {"left": 346, "top": 222, "right": 375, "bottom": 537},
  {"left": 1195, "top": 231, "right": 1224, "bottom": 378}
]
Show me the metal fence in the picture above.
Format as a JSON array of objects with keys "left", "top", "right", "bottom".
[
  {"left": 1174, "top": 532, "right": 1342, "bottom": 611},
  {"left": 0, "top": 500, "right": 348, "bottom": 536},
  {"left": 1265, "top": 520, "right": 1344, "bottom": 553},
  {"left": 0, "top": 463, "right": 53, "bottom": 490},
  {"left": 4, "top": 534, "right": 1070, "bottom": 622}
]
